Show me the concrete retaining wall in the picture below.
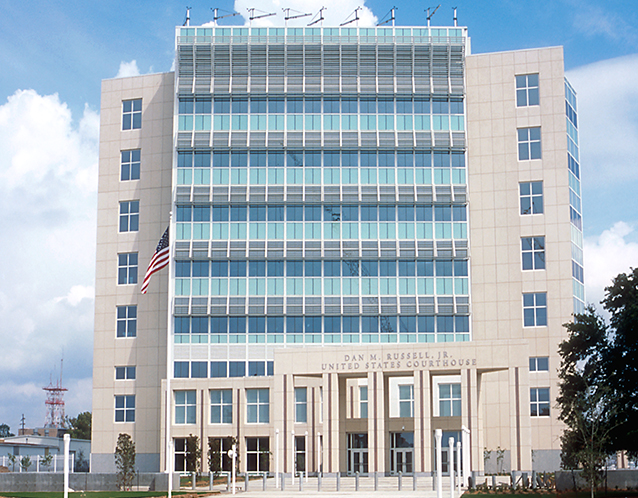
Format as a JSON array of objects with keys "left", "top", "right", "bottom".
[
  {"left": 556, "top": 470, "right": 638, "bottom": 491},
  {"left": 0, "top": 472, "right": 179, "bottom": 492}
]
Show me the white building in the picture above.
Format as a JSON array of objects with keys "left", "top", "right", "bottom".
[{"left": 92, "top": 23, "right": 583, "bottom": 476}]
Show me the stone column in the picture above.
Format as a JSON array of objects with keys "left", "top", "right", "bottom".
[
  {"left": 322, "top": 372, "right": 340, "bottom": 474},
  {"left": 508, "top": 367, "right": 531, "bottom": 471},
  {"left": 461, "top": 368, "right": 481, "bottom": 474},
  {"left": 414, "top": 369, "right": 431, "bottom": 474},
  {"left": 367, "top": 370, "right": 386, "bottom": 474}
]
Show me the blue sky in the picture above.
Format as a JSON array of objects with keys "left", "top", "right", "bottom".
[{"left": 0, "top": 0, "right": 637, "bottom": 433}]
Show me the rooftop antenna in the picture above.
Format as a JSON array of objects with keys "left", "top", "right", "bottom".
[
  {"left": 20, "top": 414, "right": 26, "bottom": 433},
  {"left": 340, "top": 6, "right": 362, "bottom": 27},
  {"left": 426, "top": 4, "right": 440, "bottom": 27},
  {"left": 183, "top": 6, "right": 191, "bottom": 27},
  {"left": 283, "top": 8, "right": 311, "bottom": 26},
  {"left": 43, "top": 358, "right": 67, "bottom": 429},
  {"left": 247, "top": 8, "right": 276, "bottom": 26},
  {"left": 377, "top": 6, "right": 397, "bottom": 27},
  {"left": 453, "top": 6, "right": 458, "bottom": 27},
  {"left": 307, "top": 7, "right": 326, "bottom": 27},
  {"left": 212, "top": 8, "right": 240, "bottom": 26}
]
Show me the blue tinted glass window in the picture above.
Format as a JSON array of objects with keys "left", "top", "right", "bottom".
[
  {"left": 213, "top": 152, "right": 229, "bottom": 167},
  {"left": 399, "top": 260, "right": 416, "bottom": 276},
  {"left": 417, "top": 260, "right": 434, "bottom": 276},
  {"left": 361, "top": 260, "right": 378, "bottom": 276},
  {"left": 229, "top": 361, "right": 245, "bottom": 377},
  {"left": 305, "top": 205, "right": 321, "bottom": 221},
  {"left": 192, "top": 261, "right": 209, "bottom": 277},
  {"left": 268, "top": 205, "right": 285, "bottom": 221},
  {"left": 211, "top": 362, "right": 227, "bottom": 378},
  {"left": 176, "top": 261, "right": 191, "bottom": 277},
  {"left": 305, "top": 260, "right": 322, "bottom": 276},
  {"left": 287, "top": 205, "right": 303, "bottom": 221},
  {"left": 268, "top": 260, "right": 284, "bottom": 276},
  {"left": 249, "top": 261, "right": 266, "bottom": 276},
  {"left": 324, "top": 261, "right": 341, "bottom": 276},
  {"left": 343, "top": 260, "right": 359, "bottom": 277},
  {"left": 287, "top": 261, "right": 303, "bottom": 276},
  {"left": 174, "top": 361, "right": 189, "bottom": 378},
  {"left": 361, "top": 206, "right": 377, "bottom": 221},
  {"left": 379, "top": 260, "right": 396, "bottom": 276},
  {"left": 229, "top": 261, "right": 246, "bottom": 277}
]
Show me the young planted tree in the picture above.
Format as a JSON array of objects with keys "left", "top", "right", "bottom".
[
  {"left": 186, "top": 434, "right": 202, "bottom": 474},
  {"left": 208, "top": 438, "right": 222, "bottom": 478},
  {"left": 114, "top": 433, "right": 136, "bottom": 490}
]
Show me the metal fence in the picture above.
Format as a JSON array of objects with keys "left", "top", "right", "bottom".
[{"left": 0, "top": 454, "right": 75, "bottom": 473}]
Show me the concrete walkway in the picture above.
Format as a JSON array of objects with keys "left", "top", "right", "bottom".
[{"left": 198, "top": 475, "right": 464, "bottom": 497}]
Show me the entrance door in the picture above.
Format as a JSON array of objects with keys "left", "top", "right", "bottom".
[
  {"left": 390, "top": 432, "right": 414, "bottom": 475},
  {"left": 347, "top": 433, "right": 369, "bottom": 475},
  {"left": 394, "top": 448, "right": 413, "bottom": 475},
  {"left": 434, "top": 431, "right": 461, "bottom": 476}
]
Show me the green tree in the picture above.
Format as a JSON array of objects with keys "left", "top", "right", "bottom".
[
  {"left": 20, "top": 455, "right": 32, "bottom": 472},
  {"left": 208, "top": 438, "right": 222, "bottom": 478},
  {"left": 66, "top": 411, "right": 92, "bottom": 440},
  {"left": 0, "top": 423, "right": 14, "bottom": 438},
  {"left": 186, "top": 434, "right": 202, "bottom": 473},
  {"left": 600, "top": 268, "right": 638, "bottom": 455},
  {"left": 558, "top": 306, "right": 616, "bottom": 498},
  {"left": 114, "top": 433, "right": 136, "bottom": 490}
]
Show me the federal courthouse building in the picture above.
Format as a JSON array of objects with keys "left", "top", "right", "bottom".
[{"left": 91, "top": 20, "right": 585, "bottom": 477}]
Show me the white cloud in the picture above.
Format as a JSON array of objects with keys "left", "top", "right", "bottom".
[
  {"left": 232, "top": 0, "right": 377, "bottom": 27},
  {"left": 584, "top": 222, "right": 638, "bottom": 311},
  {"left": 0, "top": 90, "right": 98, "bottom": 428},
  {"left": 115, "top": 60, "right": 141, "bottom": 78},
  {"left": 566, "top": 54, "right": 638, "bottom": 187}
]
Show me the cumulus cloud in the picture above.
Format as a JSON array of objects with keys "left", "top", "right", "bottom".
[
  {"left": 566, "top": 55, "right": 638, "bottom": 187},
  {"left": 232, "top": 0, "right": 377, "bottom": 27},
  {"left": 584, "top": 222, "right": 638, "bottom": 311},
  {"left": 115, "top": 60, "right": 141, "bottom": 78},
  {"left": 0, "top": 90, "right": 98, "bottom": 428}
]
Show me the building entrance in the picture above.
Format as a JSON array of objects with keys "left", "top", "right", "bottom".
[
  {"left": 347, "top": 433, "right": 368, "bottom": 475},
  {"left": 390, "top": 432, "right": 414, "bottom": 475},
  {"left": 435, "top": 431, "right": 461, "bottom": 476}
]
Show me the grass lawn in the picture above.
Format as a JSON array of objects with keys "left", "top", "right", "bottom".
[
  {"left": 0, "top": 492, "right": 218, "bottom": 498},
  {"left": 465, "top": 491, "right": 638, "bottom": 498}
]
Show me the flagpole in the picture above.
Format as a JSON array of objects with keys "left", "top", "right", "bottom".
[{"left": 165, "top": 210, "right": 174, "bottom": 496}]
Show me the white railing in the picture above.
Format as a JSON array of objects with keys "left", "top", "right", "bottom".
[{"left": 0, "top": 454, "right": 74, "bottom": 473}]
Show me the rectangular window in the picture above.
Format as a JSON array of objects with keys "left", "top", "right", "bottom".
[
  {"left": 116, "top": 305, "right": 137, "bottom": 337},
  {"left": 210, "top": 389, "right": 232, "bottom": 424},
  {"left": 246, "top": 437, "right": 270, "bottom": 472},
  {"left": 117, "top": 253, "right": 138, "bottom": 285},
  {"left": 399, "top": 385, "right": 414, "bottom": 418},
  {"left": 516, "top": 74, "right": 539, "bottom": 107},
  {"left": 295, "top": 387, "right": 307, "bottom": 423},
  {"left": 523, "top": 292, "right": 547, "bottom": 327},
  {"left": 518, "top": 127, "right": 542, "bottom": 160},
  {"left": 529, "top": 357, "right": 549, "bottom": 372},
  {"left": 530, "top": 387, "right": 550, "bottom": 416},
  {"left": 119, "top": 201, "right": 139, "bottom": 232},
  {"left": 115, "top": 366, "right": 136, "bottom": 380},
  {"left": 122, "top": 99, "right": 142, "bottom": 130},
  {"left": 246, "top": 388, "right": 269, "bottom": 423},
  {"left": 520, "top": 181, "right": 543, "bottom": 214},
  {"left": 439, "top": 383, "right": 461, "bottom": 417},
  {"left": 175, "top": 390, "right": 196, "bottom": 424},
  {"left": 359, "top": 386, "right": 368, "bottom": 418},
  {"left": 115, "top": 395, "right": 135, "bottom": 422},
  {"left": 121, "top": 150, "right": 140, "bottom": 180},
  {"left": 521, "top": 237, "right": 545, "bottom": 270}
]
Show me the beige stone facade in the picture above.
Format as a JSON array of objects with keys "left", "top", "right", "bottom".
[{"left": 92, "top": 27, "right": 582, "bottom": 475}]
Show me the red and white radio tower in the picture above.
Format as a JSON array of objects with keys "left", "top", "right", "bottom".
[{"left": 43, "top": 359, "right": 68, "bottom": 428}]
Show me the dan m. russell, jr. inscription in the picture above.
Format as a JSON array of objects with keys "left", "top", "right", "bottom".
[{"left": 322, "top": 351, "right": 477, "bottom": 372}]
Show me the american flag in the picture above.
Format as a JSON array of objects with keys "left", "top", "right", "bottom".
[{"left": 140, "top": 227, "right": 170, "bottom": 294}]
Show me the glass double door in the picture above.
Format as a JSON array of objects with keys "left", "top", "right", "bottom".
[
  {"left": 390, "top": 432, "right": 414, "bottom": 475},
  {"left": 347, "top": 433, "right": 369, "bottom": 475}
]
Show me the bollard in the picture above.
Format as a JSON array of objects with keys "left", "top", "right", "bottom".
[
  {"left": 209, "top": 472, "right": 214, "bottom": 491},
  {"left": 356, "top": 471, "right": 360, "bottom": 491},
  {"left": 532, "top": 471, "right": 537, "bottom": 490},
  {"left": 413, "top": 473, "right": 417, "bottom": 491},
  {"left": 374, "top": 471, "right": 379, "bottom": 491},
  {"left": 227, "top": 472, "right": 231, "bottom": 492},
  {"left": 337, "top": 473, "right": 341, "bottom": 491},
  {"left": 510, "top": 471, "right": 516, "bottom": 490},
  {"left": 281, "top": 473, "right": 285, "bottom": 491},
  {"left": 318, "top": 472, "right": 322, "bottom": 491},
  {"left": 522, "top": 472, "right": 528, "bottom": 489},
  {"left": 471, "top": 471, "right": 478, "bottom": 490},
  {"left": 299, "top": 473, "right": 303, "bottom": 491},
  {"left": 263, "top": 473, "right": 267, "bottom": 491},
  {"left": 398, "top": 471, "right": 403, "bottom": 491},
  {"left": 468, "top": 475, "right": 473, "bottom": 490},
  {"left": 492, "top": 475, "right": 497, "bottom": 489},
  {"left": 192, "top": 471, "right": 197, "bottom": 490},
  {"left": 245, "top": 473, "right": 249, "bottom": 491}
]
